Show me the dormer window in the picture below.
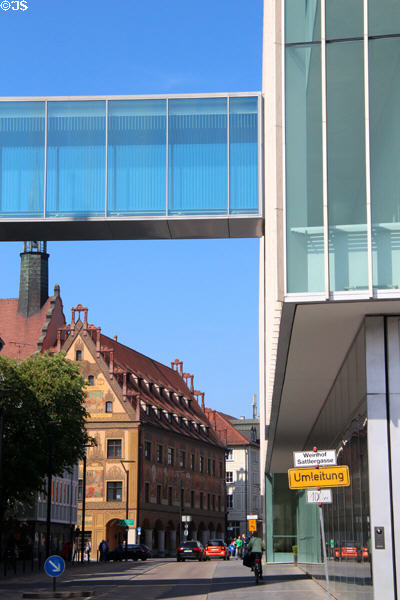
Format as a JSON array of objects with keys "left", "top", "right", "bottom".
[
  {"left": 105, "top": 401, "right": 113, "bottom": 413},
  {"left": 75, "top": 350, "right": 82, "bottom": 361}
]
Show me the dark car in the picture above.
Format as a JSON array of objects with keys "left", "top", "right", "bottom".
[
  {"left": 176, "top": 540, "right": 206, "bottom": 561},
  {"left": 108, "top": 543, "right": 152, "bottom": 561},
  {"left": 205, "top": 539, "right": 229, "bottom": 560}
]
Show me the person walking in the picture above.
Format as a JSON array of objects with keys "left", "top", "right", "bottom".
[{"left": 236, "top": 535, "right": 243, "bottom": 558}]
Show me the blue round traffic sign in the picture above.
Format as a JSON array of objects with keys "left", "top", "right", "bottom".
[{"left": 44, "top": 555, "right": 65, "bottom": 577}]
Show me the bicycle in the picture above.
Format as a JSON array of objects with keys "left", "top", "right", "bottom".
[{"left": 253, "top": 553, "right": 262, "bottom": 584}]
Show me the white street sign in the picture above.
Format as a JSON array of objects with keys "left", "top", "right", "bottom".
[
  {"left": 306, "top": 489, "right": 333, "bottom": 504},
  {"left": 293, "top": 450, "right": 337, "bottom": 468},
  {"left": 247, "top": 514, "right": 258, "bottom": 520}
]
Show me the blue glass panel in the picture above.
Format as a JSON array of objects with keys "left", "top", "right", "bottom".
[
  {"left": 168, "top": 98, "right": 227, "bottom": 215},
  {"left": 46, "top": 101, "right": 105, "bottom": 216},
  {"left": 108, "top": 100, "right": 166, "bottom": 215},
  {"left": 326, "top": 0, "right": 363, "bottom": 40},
  {"left": 285, "top": 0, "right": 321, "bottom": 44},
  {"left": 369, "top": 0, "right": 400, "bottom": 36},
  {"left": 229, "top": 96, "right": 258, "bottom": 214},
  {"left": 0, "top": 102, "right": 45, "bottom": 217},
  {"left": 285, "top": 45, "right": 324, "bottom": 293},
  {"left": 327, "top": 41, "right": 368, "bottom": 292},
  {"left": 369, "top": 38, "right": 400, "bottom": 290}
]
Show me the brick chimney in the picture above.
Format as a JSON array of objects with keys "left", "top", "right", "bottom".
[{"left": 18, "top": 241, "right": 49, "bottom": 317}]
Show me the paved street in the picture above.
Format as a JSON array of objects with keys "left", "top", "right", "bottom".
[{"left": 0, "top": 558, "right": 329, "bottom": 599}]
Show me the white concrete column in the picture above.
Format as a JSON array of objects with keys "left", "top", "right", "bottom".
[
  {"left": 366, "top": 316, "right": 395, "bottom": 600},
  {"left": 157, "top": 530, "right": 165, "bottom": 555},
  {"left": 144, "top": 529, "right": 152, "bottom": 550},
  {"left": 127, "top": 528, "right": 136, "bottom": 544}
]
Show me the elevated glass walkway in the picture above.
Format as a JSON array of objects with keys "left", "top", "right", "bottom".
[{"left": 0, "top": 93, "right": 262, "bottom": 241}]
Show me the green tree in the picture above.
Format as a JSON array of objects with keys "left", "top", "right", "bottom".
[{"left": 0, "top": 352, "right": 91, "bottom": 517}]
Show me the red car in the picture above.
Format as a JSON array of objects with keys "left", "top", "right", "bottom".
[
  {"left": 205, "top": 539, "right": 229, "bottom": 560},
  {"left": 334, "top": 542, "right": 369, "bottom": 562}
]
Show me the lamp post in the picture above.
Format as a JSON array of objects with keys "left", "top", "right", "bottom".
[
  {"left": 175, "top": 470, "right": 189, "bottom": 543},
  {"left": 80, "top": 449, "right": 87, "bottom": 563},
  {"left": 120, "top": 460, "right": 136, "bottom": 559},
  {"left": 0, "top": 373, "right": 9, "bottom": 561}
]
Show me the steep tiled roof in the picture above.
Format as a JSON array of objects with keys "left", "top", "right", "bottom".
[
  {"left": 0, "top": 289, "right": 65, "bottom": 360},
  {"left": 205, "top": 408, "right": 258, "bottom": 447}
]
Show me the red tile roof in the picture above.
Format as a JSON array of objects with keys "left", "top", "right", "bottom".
[
  {"left": 0, "top": 291, "right": 65, "bottom": 360},
  {"left": 205, "top": 408, "right": 256, "bottom": 446}
]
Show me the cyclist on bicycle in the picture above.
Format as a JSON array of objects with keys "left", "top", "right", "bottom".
[{"left": 247, "top": 531, "right": 265, "bottom": 578}]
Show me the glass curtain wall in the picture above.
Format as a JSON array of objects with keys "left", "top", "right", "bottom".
[
  {"left": 0, "top": 102, "right": 45, "bottom": 217},
  {"left": 285, "top": 0, "right": 400, "bottom": 294},
  {"left": 0, "top": 95, "right": 259, "bottom": 220}
]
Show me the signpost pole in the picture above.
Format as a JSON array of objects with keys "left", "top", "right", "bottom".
[{"left": 319, "top": 506, "right": 331, "bottom": 600}]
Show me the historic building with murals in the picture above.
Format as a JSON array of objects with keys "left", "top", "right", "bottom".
[{"left": 57, "top": 307, "right": 226, "bottom": 556}]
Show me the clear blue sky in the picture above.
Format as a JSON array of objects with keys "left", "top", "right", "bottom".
[{"left": 0, "top": 0, "right": 263, "bottom": 418}]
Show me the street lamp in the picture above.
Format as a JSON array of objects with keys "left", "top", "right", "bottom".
[
  {"left": 120, "top": 460, "right": 136, "bottom": 559},
  {"left": 175, "top": 470, "right": 189, "bottom": 543},
  {"left": 0, "top": 373, "right": 10, "bottom": 561}
]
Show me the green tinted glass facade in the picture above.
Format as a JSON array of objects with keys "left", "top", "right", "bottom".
[{"left": 285, "top": 0, "right": 400, "bottom": 294}]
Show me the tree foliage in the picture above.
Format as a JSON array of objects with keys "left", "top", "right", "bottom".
[{"left": 0, "top": 352, "right": 91, "bottom": 516}]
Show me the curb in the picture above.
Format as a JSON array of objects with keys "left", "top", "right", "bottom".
[{"left": 22, "top": 592, "right": 95, "bottom": 598}]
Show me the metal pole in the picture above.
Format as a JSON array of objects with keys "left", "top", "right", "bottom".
[
  {"left": 319, "top": 505, "right": 331, "bottom": 600},
  {"left": 81, "top": 451, "right": 87, "bottom": 563},
  {"left": 126, "top": 468, "right": 129, "bottom": 520},
  {"left": 46, "top": 435, "right": 53, "bottom": 558},
  {"left": 179, "top": 479, "right": 182, "bottom": 543},
  {"left": 0, "top": 405, "right": 4, "bottom": 560}
]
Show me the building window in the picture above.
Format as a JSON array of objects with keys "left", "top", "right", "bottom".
[
  {"left": 227, "top": 494, "right": 233, "bottom": 508},
  {"left": 207, "top": 458, "right": 211, "bottom": 474},
  {"left": 226, "top": 471, "right": 233, "bottom": 483},
  {"left": 218, "top": 495, "right": 221, "bottom": 512},
  {"left": 156, "top": 484, "right": 162, "bottom": 504},
  {"left": 191, "top": 490, "right": 195, "bottom": 508},
  {"left": 157, "top": 445, "right": 163, "bottom": 463},
  {"left": 179, "top": 450, "right": 186, "bottom": 468},
  {"left": 219, "top": 461, "right": 222, "bottom": 477},
  {"left": 107, "top": 481, "right": 122, "bottom": 502},
  {"left": 200, "top": 492, "right": 203, "bottom": 509},
  {"left": 207, "top": 493, "right": 210, "bottom": 510},
  {"left": 168, "top": 486, "right": 172, "bottom": 505},
  {"left": 212, "top": 459, "right": 216, "bottom": 476},
  {"left": 144, "top": 441, "right": 151, "bottom": 460},
  {"left": 75, "top": 350, "right": 82, "bottom": 361},
  {"left": 191, "top": 453, "right": 195, "bottom": 470},
  {"left": 105, "top": 401, "right": 113, "bottom": 413},
  {"left": 107, "top": 439, "right": 122, "bottom": 458},
  {"left": 87, "top": 375, "right": 94, "bottom": 385},
  {"left": 200, "top": 456, "right": 204, "bottom": 473},
  {"left": 145, "top": 482, "right": 150, "bottom": 503},
  {"left": 168, "top": 447, "right": 174, "bottom": 466},
  {"left": 226, "top": 448, "right": 233, "bottom": 460},
  {"left": 212, "top": 495, "right": 215, "bottom": 510},
  {"left": 180, "top": 487, "right": 184, "bottom": 509}
]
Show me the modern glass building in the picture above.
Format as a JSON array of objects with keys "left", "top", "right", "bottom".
[
  {"left": 0, "top": 93, "right": 262, "bottom": 240},
  {"left": 260, "top": 2, "right": 400, "bottom": 599}
]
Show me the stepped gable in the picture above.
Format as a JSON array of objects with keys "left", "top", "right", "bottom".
[
  {"left": 0, "top": 286, "right": 65, "bottom": 360},
  {"left": 205, "top": 408, "right": 257, "bottom": 447},
  {"left": 98, "top": 333, "right": 224, "bottom": 447}
]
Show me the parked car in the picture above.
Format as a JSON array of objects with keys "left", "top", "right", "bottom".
[
  {"left": 108, "top": 543, "right": 152, "bottom": 561},
  {"left": 176, "top": 540, "right": 206, "bottom": 561},
  {"left": 205, "top": 539, "right": 229, "bottom": 560},
  {"left": 334, "top": 542, "right": 369, "bottom": 562}
]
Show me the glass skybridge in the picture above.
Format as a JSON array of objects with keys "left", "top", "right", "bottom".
[{"left": 0, "top": 94, "right": 262, "bottom": 241}]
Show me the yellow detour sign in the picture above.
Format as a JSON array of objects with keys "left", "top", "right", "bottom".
[
  {"left": 288, "top": 465, "right": 350, "bottom": 489},
  {"left": 248, "top": 519, "right": 257, "bottom": 532}
]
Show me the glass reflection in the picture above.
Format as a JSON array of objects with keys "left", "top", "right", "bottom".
[
  {"left": 369, "top": 38, "right": 400, "bottom": 290},
  {"left": 285, "top": 44, "right": 324, "bottom": 293},
  {"left": 326, "top": 0, "right": 364, "bottom": 40},
  {"left": 229, "top": 96, "right": 258, "bottom": 214},
  {"left": 108, "top": 99, "right": 166, "bottom": 215},
  {"left": 168, "top": 98, "right": 227, "bottom": 215},
  {"left": 285, "top": 0, "right": 321, "bottom": 44},
  {"left": 368, "top": 0, "right": 400, "bottom": 36},
  {"left": 0, "top": 102, "right": 45, "bottom": 217},
  {"left": 326, "top": 41, "right": 368, "bottom": 291},
  {"left": 47, "top": 101, "right": 106, "bottom": 216}
]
